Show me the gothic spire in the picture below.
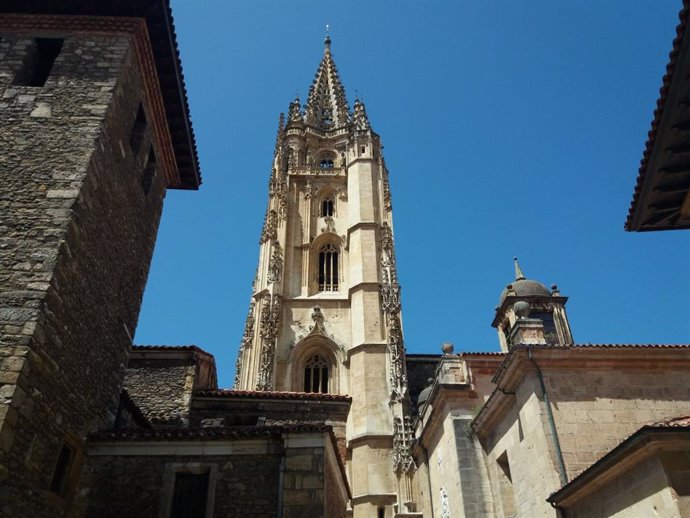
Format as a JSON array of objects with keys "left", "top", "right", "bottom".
[{"left": 304, "top": 35, "right": 350, "bottom": 130}]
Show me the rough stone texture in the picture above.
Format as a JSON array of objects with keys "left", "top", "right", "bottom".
[
  {"left": 0, "top": 32, "right": 166, "bottom": 516},
  {"left": 283, "top": 446, "right": 326, "bottom": 518},
  {"left": 77, "top": 449, "right": 281, "bottom": 518},
  {"left": 125, "top": 362, "right": 194, "bottom": 426}
]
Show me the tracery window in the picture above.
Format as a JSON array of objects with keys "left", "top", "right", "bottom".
[
  {"left": 304, "top": 354, "right": 329, "bottom": 393},
  {"left": 319, "top": 159, "right": 334, "bottom": 169},
  {"left": 318, "top": 244, "right": 338, "bottom": 291},
  {"left": 321, "top": 196, "right": 334, "bottom": 217}
]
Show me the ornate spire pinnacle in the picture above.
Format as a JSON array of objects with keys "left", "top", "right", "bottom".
[
  {"left": 325, "top": 24, "right": 331, "bottom": 48},
  {"left": 304, "top": 34, "right": 350, "bottom": 130},
  {"left": 353, "top": 98, "right": 370, "bottom": 131},
  {"left": 514, "top": 256, "right": 526, "bottom": 281}
]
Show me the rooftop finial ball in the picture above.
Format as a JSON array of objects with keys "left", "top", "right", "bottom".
[
  {"left": 441, "top": 342, "right": 454, "bottom": 354},
  {"left": 513, "top": 300, "right": 531, "bottom": 318}
]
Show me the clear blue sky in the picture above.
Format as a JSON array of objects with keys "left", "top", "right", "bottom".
[{"left": 135, "top": 0, "right": 690, "bottom": 387}]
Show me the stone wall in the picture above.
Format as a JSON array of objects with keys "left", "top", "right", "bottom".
[
  {"left": 126, "top": 357, "right": 196, "bottom": 427},
  {"left": 0, "top": 30, "right": 166, "bottom": 516},
  {"left": 544, "top": 368, "right": 690, "bottom": 478},
  {"left": 77, "top": 447, "right": 282, "bottom": 518},
  {"left": 566, "top": 455, "right": 679, "bottom": 518}
]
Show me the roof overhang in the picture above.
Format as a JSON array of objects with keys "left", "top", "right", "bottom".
[
  {"left": 627, "top": 2, "right": 690, "bottom": 230},
  {"left": 548, "top": 426, "right": 690, "bottom": 507}
]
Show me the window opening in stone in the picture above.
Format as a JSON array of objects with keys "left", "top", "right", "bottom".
[
  {"left": 321, "top": 196, "right": 334, "bottom": 217},
  {"left": 170, "top": 472, "right": 209, "bottom": 518},
  {"left": 304, "top": 354, "right": 329, "bottom": 393},
  {"left": 319, "top": 159, "right": 334, "bottom": 169},
  {"left": 361, "top": 146, "right": 366, "bottom": 154},
  {"left": 14, "top": 38, "right": 64, "bottom": 87},
  {"left": 129, "top": 104, "right": 147, "bottom": 154},
  {"left": 318, "top": 243, "right": 338, "bottom": 291},
  {"left": 496, "top": 451, "right": 517, "bottom": 516},
  {"left": 143, "top": 147, "right": 156, "bottom": 196},
  {"left": 378, "top": 507, "right": 385, "bottom": 518},
  {"left": 50, "top": 442, "right": 74, "bottom": 495}
]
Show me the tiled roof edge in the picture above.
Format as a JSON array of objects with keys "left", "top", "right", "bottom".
[{"left": 626, "top": 0, "right": 690, "bottom": 229}]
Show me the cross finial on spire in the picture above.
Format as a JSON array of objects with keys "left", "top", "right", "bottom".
[
  {"left": 514, "top": 257, "right": 526, "bottom": 281},
  {"left": 325, "top": 24, "right": 331, "bottom": 48}
]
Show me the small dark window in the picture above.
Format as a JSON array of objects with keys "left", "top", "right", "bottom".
[
  {"left": 143, "top": 147, "right": 156, "bottom": 196},
  {"left": 50, "top": 442, "right": 74, "bottom": 495},
  {"left": 304, "top": 354, "right": 329, "bottom": 393},
  {"left": 378, "top": 508, "right": 385, "bottom": 518},
  {"left": 318, "top": 243, "right": 338, "bottom": 291},
  {"left": 319, "top": 159, "right": 334, "bottom": 169},
  {"left": 361, "top": 146, "right": 366, "bottom": 154},
  {"left": 170, "top": 472, "right": 209, "bottom": 518},
  {"left": 14, "top": 38, "right": 64, "bottom": 87},
  {"left": 129, "top": 104, "right": 147, "bottom": 154},
  {"left": 321, "top": 196, "right": 334, "bottom": 217},
  {"left": 530, "top": 311, "right": 558, "bottom": 344}
]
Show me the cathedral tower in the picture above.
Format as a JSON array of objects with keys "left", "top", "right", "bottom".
[{"left": 234, "top": 36, "right": 418, "bottom": 517}]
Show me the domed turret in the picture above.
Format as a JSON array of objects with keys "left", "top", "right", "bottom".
[{"left": 491, "top": 258, "right": 574, "bottom": 352}]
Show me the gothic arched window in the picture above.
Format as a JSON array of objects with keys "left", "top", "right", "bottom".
[
  {"left": 319, "top": 159, "right": 334, "bottom": 169},
  {"left": 318, "top": 243, "right": 339, "bottom": 291},
  {"left": 321, "top": 196, "right": 334, "bottom": 217},
  {"left": 304, "top": 354, "right": 329, "bottom": 393}
]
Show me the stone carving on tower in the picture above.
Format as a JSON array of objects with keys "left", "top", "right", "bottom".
[{"left": 232, "top": 34, "right": 420, "bottom": 517}]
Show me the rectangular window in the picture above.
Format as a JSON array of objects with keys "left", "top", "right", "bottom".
[
  {"left": 14, "top": 38, "right": 64, "bottom": 87},
  {"left": 50, "top": 442, "right": 75, "bottom": 495},
  {"left": 170, "top": 472, "right": 209, "bottom": 518},
  {"left": 142, "top": 147, "right": 156, "bottom": 196},
  {"left": 129, "top": 104, "right": 147, "bottom": 154}
]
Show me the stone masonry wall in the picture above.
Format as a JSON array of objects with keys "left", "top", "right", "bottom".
[
  {"left": 283, "top": 445, "right": 327, "bottom": 518},
  {"left": 0, "top": 31, "right": 167, "bottom": 517},
  {"left": 125, "top": 361, "right": 196, "bottom": 427},
  {"left": 76, "top": 449, "right": 282, "bottom": 518},
  {"left": 545, "top": 368, "right": 690, "bottom": 478}
]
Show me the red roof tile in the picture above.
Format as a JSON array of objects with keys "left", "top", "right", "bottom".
[
  {"left": 650, "top": 414, "right": 690, "bottom": 427},
  {"left": 90, "top": 424, "right": 332, "bottom": 441},
  {"left": 195, "top": 389, "right": 352, "bottom": 402}
]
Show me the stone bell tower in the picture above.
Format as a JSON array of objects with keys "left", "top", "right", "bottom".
[
  {"left": 233, "top": 35, "right": 419, "bottom": 517},
  {"left": 492, "top": 258, "right": 574, "bottom": 351}
]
